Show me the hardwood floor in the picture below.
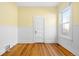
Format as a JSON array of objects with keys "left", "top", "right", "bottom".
[{"left": 2, "top": 43, "right": 74, "bottom": 56}]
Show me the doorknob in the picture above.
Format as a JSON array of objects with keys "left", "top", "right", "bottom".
[{"left": 35, "top": 30, "right": 37, "bottom": 34}]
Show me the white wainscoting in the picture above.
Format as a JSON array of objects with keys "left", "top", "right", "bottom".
[
  {"left": 18, "top": 27, "right": 34, "bottom": 43},
  {"left": 0, "top": 25, "right": 17, "bottom": 55},
  {"left": 58, "top": 25, "right": 79, "bottom": 55},
  {"left": 18, "top": 26, "right": 57, "bottom": 43}
]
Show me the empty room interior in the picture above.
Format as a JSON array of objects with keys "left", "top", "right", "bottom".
[{"left": 0, "top": 2, "right": 79, "bottom": 56}]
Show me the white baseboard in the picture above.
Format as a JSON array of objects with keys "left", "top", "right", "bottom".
[{"left": 0, "top": 43, "right": 17, "bottom": 56}]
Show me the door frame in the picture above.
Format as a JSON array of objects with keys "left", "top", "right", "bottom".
[{"left": 32, "top": 16, "right": 45, "bottom": 43}]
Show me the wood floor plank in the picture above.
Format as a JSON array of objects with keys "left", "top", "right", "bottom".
[
  {"left": 41, "top": 43, "right": 50, "bottom": 56},
  {"left": 18, "top": 44, "right": 29, "bottom": 56},
  {"left": 55, "top": 44, "right": 75, "bottom": 56},
  {"left": 44, "top": 43, "right": 54, "bottom": 56},
  {"left": 38, "top": 43, "right": 44, "bottom": 56},
  {"left": 50, "top": 44, "right": 64, "bottom": 56},
  {"left": 2, "top": 43, "right": 74, "bottom": 56},
  {"left": 2, "top": 44, "right": 22, "bottom": 56},
  {"left": 22, "top": 43, "right": 34, "bottom": 56},
  {"left": 30, "top": 43, "right": 40, "bottom": 56}
]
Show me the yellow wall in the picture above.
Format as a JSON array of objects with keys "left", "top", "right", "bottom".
[
  {"left": 18, "top": 7, "right": 57, "bottom": 43},
  {"left": 0, "top": 3, "right": 17, "bottom": 26},
  {"left": 72, "top": 3, "right": 79, "bottom": 25},
  {"left": 18, "top": 7, "right": 57, "bottom": 27},
  {"left": 0, "top": 3, "right": 18, "bottom": 50}
]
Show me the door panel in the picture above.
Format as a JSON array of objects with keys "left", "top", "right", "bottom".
[{"left": 33, "top": 16, "right": 44, "bottom": 43}]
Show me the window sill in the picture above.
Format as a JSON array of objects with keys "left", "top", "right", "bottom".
[{"left": 60, "top": 35, "right": 72, "bottom": 40}]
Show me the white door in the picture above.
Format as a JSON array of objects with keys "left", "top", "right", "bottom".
[{"left": 33, "top": 16, "right": 44, "bottom": 43}]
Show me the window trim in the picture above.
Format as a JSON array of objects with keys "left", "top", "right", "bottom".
[{"left": 60, "top": 3, "right": 73, "bottom": 40}]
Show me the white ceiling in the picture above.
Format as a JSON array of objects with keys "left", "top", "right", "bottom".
[{"left": 16, "top": 2, "right": 59, "bottom": 7}]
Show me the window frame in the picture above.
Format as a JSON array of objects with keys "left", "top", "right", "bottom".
[{"left": 60, "top": 4, "right": 73, "bottom": 40}]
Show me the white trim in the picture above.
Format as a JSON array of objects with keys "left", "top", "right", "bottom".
[
  {"left": 59, "top": 3, "right": 73, "bottom": 40},
  {"left": 16, "top": 2, "right": 59, "bottom": 7},
  {"left": 32, "top": 16, "right": 45, "bottom": 43},
  {"left": 60, "top": 35, "right": 72, "bottom": 40}
]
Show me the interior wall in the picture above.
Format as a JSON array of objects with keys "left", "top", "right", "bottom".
[
  {"left": 18, "top": 7, "right": 57, "bottom": 43},
  {"left": 0, "top": 3, "right": 18, "bottom": 55},
  {"left": 0, "top": 2, "right": 79, "bottom": 56},
  {"left": 57, "top": 2, "right": 79, "bottom": 55}
]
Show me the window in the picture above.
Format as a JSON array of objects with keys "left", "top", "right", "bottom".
[{"left": 61, "top": 5, "right": 72, "bottom": 36}]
